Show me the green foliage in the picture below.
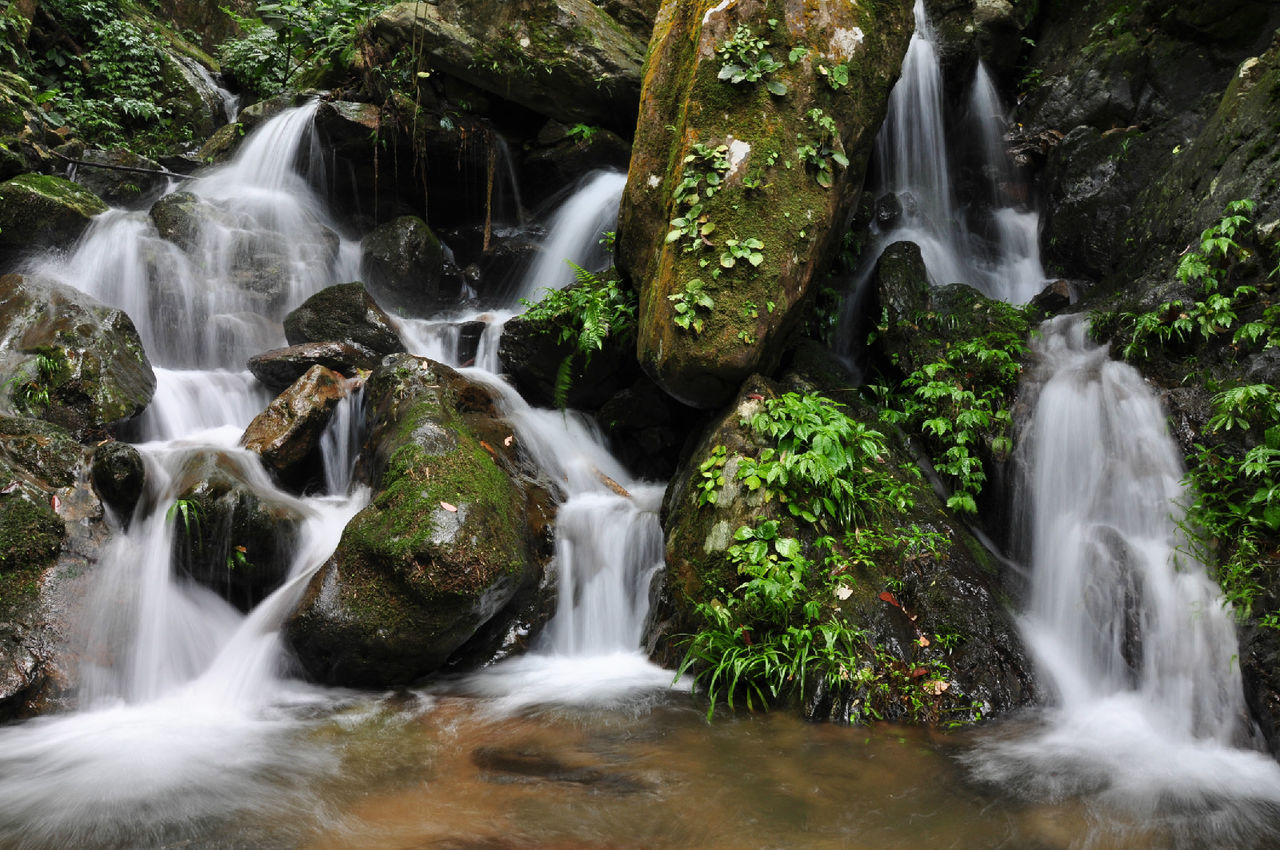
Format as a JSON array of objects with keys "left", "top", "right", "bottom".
[
  {"left": 666, "top": 142, "right": 730, "bottom": 253},
  {"left": 166, "top": 497, "right": 202, "bottom": 549},
  {"left": 678, "top": 393, "right": 966, "bottom": 722},
  {"left": 873, "top": 317, "right": 1029, "bottom": 514},
  {"left": 1101, "top": 200, "right": 1280, "bottom": 360},
  {"left": 219, "top": 22, "right": 286, "bottom": 101},
  {"left": 1181, "top": 384, "right": 1280, "bottom": 631},
  {"left": 715, "top": 23, "right": 787, "bottom": 96},
  {"left": 519, "top": 263, "right": 636, "bottom": 409},
  {"left": 566, "top": 122, "right": 598, "bottom": 144},
  {"left": 796, "top": 108, "right": 848, "bottom": 189},
  {"left": 4, "top": 351, "right": 65, "bottom": 414},
  {"left": 816, "top": 62, "right": 850, "bottom": 90},
  {"left": 669, "top": 278, "right": 714, "bottom": 334},
  {"left": 719, "top": 236, "right": 764, "bottom": 269}
]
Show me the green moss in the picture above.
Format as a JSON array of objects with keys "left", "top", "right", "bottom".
[
  {"left": 0, "top": 493, "right": 64, "bottom": 577},
  {"left": 2, "top": 174, "right": 108, "bottom": 217}
]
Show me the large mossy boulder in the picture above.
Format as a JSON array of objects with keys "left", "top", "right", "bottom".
[
  {"left": 169, "top": 449, "right": 307, "bottom": 612},
  {"left": 0, "top": 274, "right": 156, "bottom": 435},
  {"left": 617, "top": 0, "right": 913, "bottom": 408},
  {"left": 366, "top": 0, "right": 646, "bottom": 135},
  {"left": 283, "top": 282, "right": 406, "bottom": 355},
  {"left": 656, "top": 372, "right": 1035, "bottom": 722},
  {"left": 286, "top": 354, "right": 551, "bottom": 686},
  {"left": 360, "top": 215, "right": 450, "bottom": 315},
  {"left": 0, "top": 174, "right": 107, "bottom": 266}
]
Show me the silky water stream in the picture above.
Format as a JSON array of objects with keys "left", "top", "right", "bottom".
[{"left": 0, "top": 89, "right": 1277, "bottom": 850}]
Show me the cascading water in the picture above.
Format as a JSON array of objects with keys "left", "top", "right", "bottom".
[
  {"left": 515, "top": 170, "right": 627, "bottom": 301},
  {"left": 971, "top": 316, "right": 1280, "bottom": 835},
  {"left": 844, "top": 0, "right": 1045, "bottom": 314}
]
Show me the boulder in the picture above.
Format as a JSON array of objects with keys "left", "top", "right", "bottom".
[
  {"left": 596, "top": 376, "right": 700, "bottom": 481},
  {"left": 285, "top": 354, "right": 550, "bottom": 686},
  {"left": 0, "top": 416, "right": 83, "bottom": 489},
  {"left": 168, "top": 449, "right": 306, "bottom": 612},
  {"left": 89, "top": 440, "right": 145, "bottom": 521},
  {"left": 0, "top": 273, "right": 156, "bottom": 435},
  {"left": 240, "top": 365, "right": 348, "bottom": 486},
  {"left": 149, "top": 190, "right": 216, "bottom": 253},
  {"left": 0, "top": 174, "right": 107, "bottom": 266},
  {"left": 366, "top": 0, "right": 647, "bottom": 135},
  {"left": 0, "top": 71, "right": 60, "bottom": 181},
  {"left": 870, "top": 240, "right": 931, "bottom": 373},
  {"left": 70, "top": 149, "right": 169, "bottom": 207},
  {"left": 655, "top": 373, "right": 1036, "bottom": 722},
  {"left": 617, "top": 0, "right": 914, "bottom": 407},
  {"left": 360, "top": 215, "right": 451, "bottom": 315},
  {"left": 283, "top": 282, "right": 405, "bottom": 355},
  {"left": 521, "top": 122, "right": 633, "bottom": 209},
  {"left": 247, "top": 341, "right": 380, "bottom": 393}
]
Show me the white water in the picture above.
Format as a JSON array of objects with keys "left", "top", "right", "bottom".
[
  {"left": 851, "top": 0, "right": 1045, "bottom": 307},
  {"left": 972, "top": 316, "right": 1280, "bottom": 821},
  {"left": 516, "top": 170, "right": 626, "bottom": 302}
]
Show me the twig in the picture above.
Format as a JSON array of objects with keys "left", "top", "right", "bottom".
[{"left": 52, "top": 150, "right": 196, "bottom": 182}]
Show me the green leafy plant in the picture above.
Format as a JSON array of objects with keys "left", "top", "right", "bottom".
[
  {"left": 166, "top": 497, "right": 203, "bottom": 550},
  {"left": 720, "top": 237, "right": 764, "bottom": 269},
  {"left": 519, "top": 263, "right": 636, "bottom": 408},
  {"left": 715, "top": 23, "right": 787, "bottom": 96},
  {"left": 669, "top": 278, "right": 714, "bottom": 334},
  {"left": 796, "top": 108, "right": 849, "bottom": 188},
  {"left": 666, "top": 142, "right": 731, "bottom": 253},
  {"left": 816, "top": 62, "right": 850, "bottom": 90},
  {"left": 5, "top": 351, "right": 65, "bottom": 414},
  {"left": 566, "top": 122, "right": 599, "bottom": 144}
]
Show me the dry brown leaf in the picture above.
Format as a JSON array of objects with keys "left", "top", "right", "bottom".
[{"left": 440, "top": 501, "right": 458, "bottom": 512}]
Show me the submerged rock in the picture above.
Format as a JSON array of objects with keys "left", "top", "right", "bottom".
[
  {"left": 247, "top": 341, "right": 380, "bottom": 393},
  {"left": 617, "top": 0, "right": 913, "bottom": 407},
  {"left": 286, "top": 354, "right": 552, "bottom": 686},
  {"left": 283, "top": 282, "right": 406, "bottom": 356},
  {"left": 0, "top": 273, "right": 156, "bottom": 436},
  {"left": 0, "top": 174, "right": 107, "bottom": 266}
]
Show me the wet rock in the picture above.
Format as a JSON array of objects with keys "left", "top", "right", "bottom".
[
  {"left": 285, "top": 355, "right": 552, "bottom": 686},
  {"left": 471, "top": 745, "right": 649, "bottom": 793},
  {"left": 240, "top": 365, "right": 347, "bottom": 487},
  {"left": 1028, "top": 279, "right": 1078, "bottom": 315},
  {"left": 70, "top": 149, "right": 169, "bottom": 207},
  {"left": 874, "top": 192, "right": 905, "bottom": 229},
  {"left": 655, "top": 374, "right": 1036, "bottom": 723},
  {"left": 169, "top": 449, "right": 306, "bottom": 612},
  {"left": 360, "top": 215, "right": 451, "bottom": 315},
  {"left": 596, "top": 376, "right": 699, "bottom": 481},
  {"left": 617, "top": 0, "right": 913, "bottom": 408},
  {"left": 0, "top": 273, "right": 156, "bottom": 436},
  {"left": 872, "top": 240, "right": 931, "bottom": 373},
  {"left": 89, "top": 440, "right": 145, "bottom": 521},
  {"left": 149, "top": 190, "right": 216, "bottom": 253},
  {"left": 521, "top": 122, "right": 633, "bottom": 209},
  {"left": 0, "top": 174, "right": 107, "bottom": 266},
  {"left": 438, "top": 224, "right": 544, "bottom": 304},
  {"left": 367, "top": 0, "right": 646, "bottom": 135},
  {"left": 314, "top": 101, "right": 381, "bottom": 154},
  {"left": 157, "top": 49, "right": 228, "bottom": 140},
  {"left": 0, "top": 417, "right": 83, "bottom": 490},
  {"left": 195, "top": 122, "right": 244, "bottom": 166},
  {"left": 0, "top": 71, "right": 61, "bottom": 182},
  {"left": 283, "top": 282, "right": 405, "bottom": 355},
  {"left": 247, "top": 341, "right": 380, "bottom": 393}
]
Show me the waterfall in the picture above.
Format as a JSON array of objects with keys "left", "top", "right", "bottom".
[
  {"left": 971, "top": 316, "right": 1280, "bottom": 816},
  {"left": 515, "top": 170, "right": 626, "bottom": 302},
  {"left": 844, "top": 0, "right": 1045, "bottom": 314}
]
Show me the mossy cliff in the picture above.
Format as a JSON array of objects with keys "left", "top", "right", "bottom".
[{"left": 617, "top": 0, "right": 913, "bottom": 408}]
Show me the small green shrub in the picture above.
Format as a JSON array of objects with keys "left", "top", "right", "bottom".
[{"left": 715, "top": 23, "right": 787, "bottom": 96}]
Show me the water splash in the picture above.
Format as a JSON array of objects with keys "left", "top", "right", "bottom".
[{"left": 516, "top": 170, "right": 625, "bottom": 302}]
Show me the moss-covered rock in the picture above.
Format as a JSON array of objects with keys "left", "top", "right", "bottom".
[
  {"left": 285, "top": 354, "right": 550, "bottom": 686},
  {"left": 0, "top": 416, "right": 83, "bottom": 489},
  {"left": 71, "top": 149, "right": 170, "bottom": 207},
  {"left": 366, "top": 0, "right": 647, "bottom": 135},
  {"left": 360, "top": 215, "right": 451, "bottom": 316},
  {"left": 655, "top": 371, "right": 1035, "bottom": 722},
  {"left": 240, "top": 364, "right": 348, "bottom": 488},
  {"left": 168, "top": 448, "right": 305, "bottom": 612},
  {"left": 283, "top": 282, "right": 406, "bottom": 356},
  {"left": 0, "top": 273, "right": 156, "bottom": 436},
  {"left": 617, "top": 0, "right": 913, "bottom": 408},
  {"left": 0, "top": 174, "right": 107, "bottom": 265}
]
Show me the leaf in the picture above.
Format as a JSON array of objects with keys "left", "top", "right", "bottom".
[
  {"left": 504, "top": 435, "right": 513, "bottom": 447},
  {"left": 765, "top": 79, "right": 788, "bottom": 96},
  {"left": 440, "top": 501, "right": 458, "bottom": 512},
  {"left": 916, "top": 635, "right": 931, "bottom": 647},
  {"left": 878, "top": 591, "right": 900, "bottom": 607},
  {"left": 923, "top": 680, "right": 950, "bottom": 695}
]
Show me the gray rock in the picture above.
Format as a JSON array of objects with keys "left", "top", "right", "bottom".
[{"left": 283, "top": 282, "right": 405, "bottom": 355}]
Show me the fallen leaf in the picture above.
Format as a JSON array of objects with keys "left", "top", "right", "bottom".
[
  {"left": 479, "top": 440, "right": 496, "bottom": 456},
  {"left": 0, "top": 482, "right": 19, "bottom": 494},
  {"left": 916, "top": 635, "right": 930, "bottom": 647},
  {"left": 503, "top": 435, "right": 513, "bottom": 447},
  {"left": 440, "top": 501, "right": 458, "bottom": 512},
  {"left": 878, "top": 591, "right": 900, "bottom": 607},
  {"left": 50, "top": 494, "right": 61, "bottom": 511},
  {"left": 910, "top": 667, "right": 928, "bottom": 679},
  {"left": 923, "top": 680, "right": 951, "bottom": 695},
  {"left": 834, "top": 585, "right": 853, "bottom": 600},
  {"left": 747, "top": 392, "right": 765, "bottom": 401}
]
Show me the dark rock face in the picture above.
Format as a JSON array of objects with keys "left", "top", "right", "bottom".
[
  {"left": 367, "top": 0, "right": 647, "bottom": 136},
  {"left": 240, "top": 365, "right": 348, "bottom": 487},
  {"left": 360, "top": 215, "right": 451, "bottom": 315},
  {"left": 283, "top": 282, "right": 406, "bottom": 355},
  {"left": 70, "top": 149, "right": 169, "bottom": 207},
  {"left": 0, "top": 273, "right": 156, "bottom": 436},
  {"left": 0, "top": 174, "right": 107, "bottom": 266},
  {"left": 520, "top": 123, "right": 633, "bottom": 209},
  {"left": 169, "top": 450, "right": 306, "bottom": 612},
  {"left": 618, "top": 0, "right": 914, "bottom": 408},
  {"left": 285, "top": 355, "right": 554, "bottom": 686},
  {"left": 89, "top": 440, "right": 145, "bottom": 521},
  {"left": 247, "top": 341, "right": 381, "bottom": 393},
  {"left": 597, "top": 376, "right": 701, "bottom": 481},
  {"left": 655, "top": 373, "right": 1036, "bottom": 723}
]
